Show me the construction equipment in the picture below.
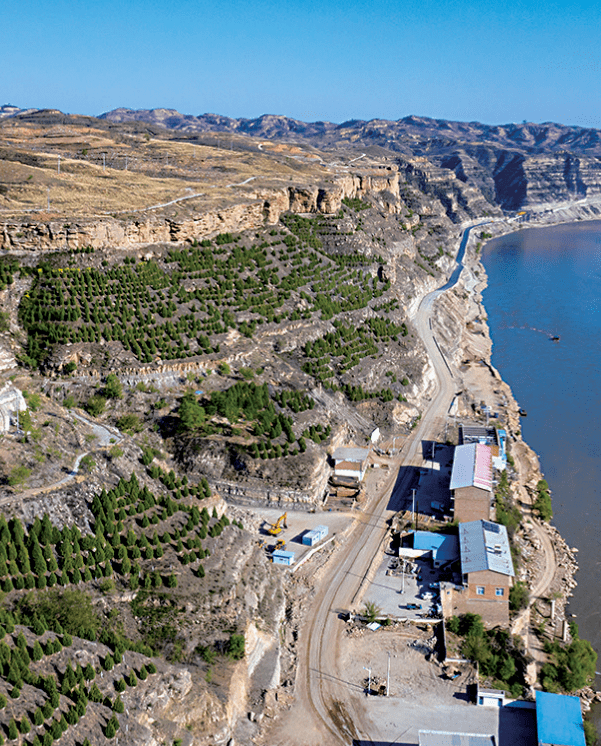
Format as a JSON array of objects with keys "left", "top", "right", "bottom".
[
  {"left": 266, "top": 513, "right": 288, "bottom": 536},
  {"left": 275, "top": 538, "right": 286, "bottom": 550}
]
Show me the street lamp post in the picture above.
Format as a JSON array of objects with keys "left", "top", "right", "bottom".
[
  {"left": 363, "top": 666, "right": 371, "bottom": 696},
  {"left": 387, "top": 653, "right": 391, "bottom": 696}
]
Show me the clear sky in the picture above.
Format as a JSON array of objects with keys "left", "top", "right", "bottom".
[{"left": 2, "top": 0, "right": 600, "bottom": 127}]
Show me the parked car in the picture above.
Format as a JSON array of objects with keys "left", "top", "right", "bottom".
[
  {"left": 429, "top": 582, "right": 440, "bottom": 589},
  {"left": 404, "top": 603, "right": 422, "bottom": 610}
]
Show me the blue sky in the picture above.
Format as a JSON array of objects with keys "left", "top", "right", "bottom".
[{"left": 2, "top": 0, "right": 600, "bottom": 127}]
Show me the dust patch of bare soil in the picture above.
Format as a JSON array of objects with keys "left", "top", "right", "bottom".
[{"left": 338, "top": 621, "right": 475, "bottom": 704}]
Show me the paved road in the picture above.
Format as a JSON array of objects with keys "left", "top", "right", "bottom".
[{"left": 270, "top": 224, "right": 484, "bottom": 745}]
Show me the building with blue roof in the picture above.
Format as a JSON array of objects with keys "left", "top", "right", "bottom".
[
  {"left": 412, "top": 531, "right": 459, "bottom": 568},
  {"left": 536, "top": 691, "right": 585, "bottom": 746},
  {"left": 272, "top": 550, "right": 295, "bottom": 566}
]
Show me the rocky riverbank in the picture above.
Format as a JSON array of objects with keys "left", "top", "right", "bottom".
[{"left": 459, "top": 211, "right": 601, "bottom": 709}]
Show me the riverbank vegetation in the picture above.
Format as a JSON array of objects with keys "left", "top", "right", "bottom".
[
  {"left": 533, "top": 479, "right": 553, "bottom": 522},
  {"left": 540, "top": 622, "right": 597, "bottom": 694},
  {"left": 447, "top": 613, "right": 527, "bottom": 698}
]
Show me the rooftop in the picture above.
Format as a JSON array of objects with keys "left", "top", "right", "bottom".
[
  {"left": 459, "top": 425, "right": 500, "bottom": 447},
  {"left": 450, "top": 443, "right": 492, "bottom": 491},
  {"left": 459, "top": 520, "right": 514, "bottom": 577},
  {"left": 536, "top": 691, "right": 585, "bottom": 746},
  {"left": 419, "top": 731, "right": 495, "bottom": 746},
  {"left": 332, "top": 447, "right": 370, "bottom": 463},
  {"left": 413, "top": 531, "right": 459, "bottom": 564}
]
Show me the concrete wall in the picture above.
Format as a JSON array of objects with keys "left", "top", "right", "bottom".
[{"left": 453, "top": 486, "right": 492, "bottom": 522}]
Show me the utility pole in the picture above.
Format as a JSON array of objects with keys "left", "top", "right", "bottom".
[
  {"left": 363, "top": 666, "right": 371, "bottom": 696},
  {"left": 102, "top": 153, "right": 106, "bottom": 172},
  {"left": 125, "top": 155, "right": 128, "bottom": 171},
  {"left": 57, "top": 155, "right": 61, "bottom": 174},
  {"left": 387, "top": 653, "right": 391, "bottom": 696},
  {"left": 412, "top": 489, "right": 416, "bottom": 526},
  {"left": 47, "top": 187, "right": 50, "bottom": 212}
]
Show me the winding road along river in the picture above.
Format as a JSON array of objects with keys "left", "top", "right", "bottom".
[{"left": 267, "top": 222, "right": 486, "bottom": 745}]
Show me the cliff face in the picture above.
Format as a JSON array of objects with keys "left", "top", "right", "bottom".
[
  {"left": 0, "top": 169, "right": 406, "bottom": 251},
  {"left": 434, "top": 147, "right": 601, "bottom": 211}
]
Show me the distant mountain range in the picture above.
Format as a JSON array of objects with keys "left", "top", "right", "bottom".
[
  {"left": 97, "top": 107, "right": 601, "bottom": 157},
  {"left": 3, "top": 104, "right": 601, "bottom": 157}
]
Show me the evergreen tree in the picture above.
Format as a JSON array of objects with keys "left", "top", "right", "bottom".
[
  {"left": 8, "top": 719, "right": 18, "bottom": 740},
  {"left": 31, "top": 542, "right": 47, "bottom": 576},
  {"left": 32, "top": 640, "right": 44, "bottom": 661}
]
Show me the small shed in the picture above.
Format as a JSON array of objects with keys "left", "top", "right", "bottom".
[
  {"left": 412, "top": 531, "right": 458, "bottom": 568},
  {"left": 477, "top": 689, "right": 505, "bottom": 707},
  {"left": 303, "top": 525, "right": 329, "bottom": 546},
  {"left": 272, "top": 550, "right": 295, "bottom": 566}
]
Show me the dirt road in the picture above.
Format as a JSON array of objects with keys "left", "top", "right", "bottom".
[
  {"left": 0, "top": 410, "right": 122, "bottom": 506},
  {"left": 262, "top": 224, "right": 483, "bottom": 745}
]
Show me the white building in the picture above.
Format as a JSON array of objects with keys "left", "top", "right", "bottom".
[
  {"left": 0, "top": 384, "right": 27, "bottom": 434},
  {"left": 332, "top": 447, "right": 370, "bottom": 483}
]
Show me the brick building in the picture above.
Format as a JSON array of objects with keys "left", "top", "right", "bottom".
[
  {"left": 449, "top": 443, "right": 493, "bottom": 522},
  {"left": 441, "top": 520, "right": 514, "bottom": 627}
]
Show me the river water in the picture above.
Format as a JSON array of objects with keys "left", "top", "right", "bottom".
[{"left": 481, "top": 220, "right": 601, "bottom": 672}]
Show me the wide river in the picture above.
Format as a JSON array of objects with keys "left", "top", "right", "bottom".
[{"left": 481, "top": 220, "right": 601, "bottom": 669}]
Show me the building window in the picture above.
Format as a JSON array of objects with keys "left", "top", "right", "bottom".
[
  {"left": 495, "top": 587, "right": 504, "bottom": 597},
  {"left": 476, "top": 586, "right": 485, "bottom": 595}
]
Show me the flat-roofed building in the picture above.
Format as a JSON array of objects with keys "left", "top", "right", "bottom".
[
  {"left": 459, "top": 424, "right": 507, "bottom": 471},
  {"left": 441, "top": 519, "right": 514, "bottom": 627},
  {"left": 332, "top": 447, "right": 370, "bottom": 483},
  {"left": 450, "top": 443, "right": 493, "bottom": 522},
  {"left": 536, "top": 691, "right": 585, "bottom": 746},
  {"left": 412, "top": 530, "right": 459, "bottom": 568}
]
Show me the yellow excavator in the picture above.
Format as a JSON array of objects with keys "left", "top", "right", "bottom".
[
  {"left": 266, "top": 513, "right": 288, "bottom": 536},
  {"left": 275, "top": 538, "right": 286, "bottom": 550}
]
